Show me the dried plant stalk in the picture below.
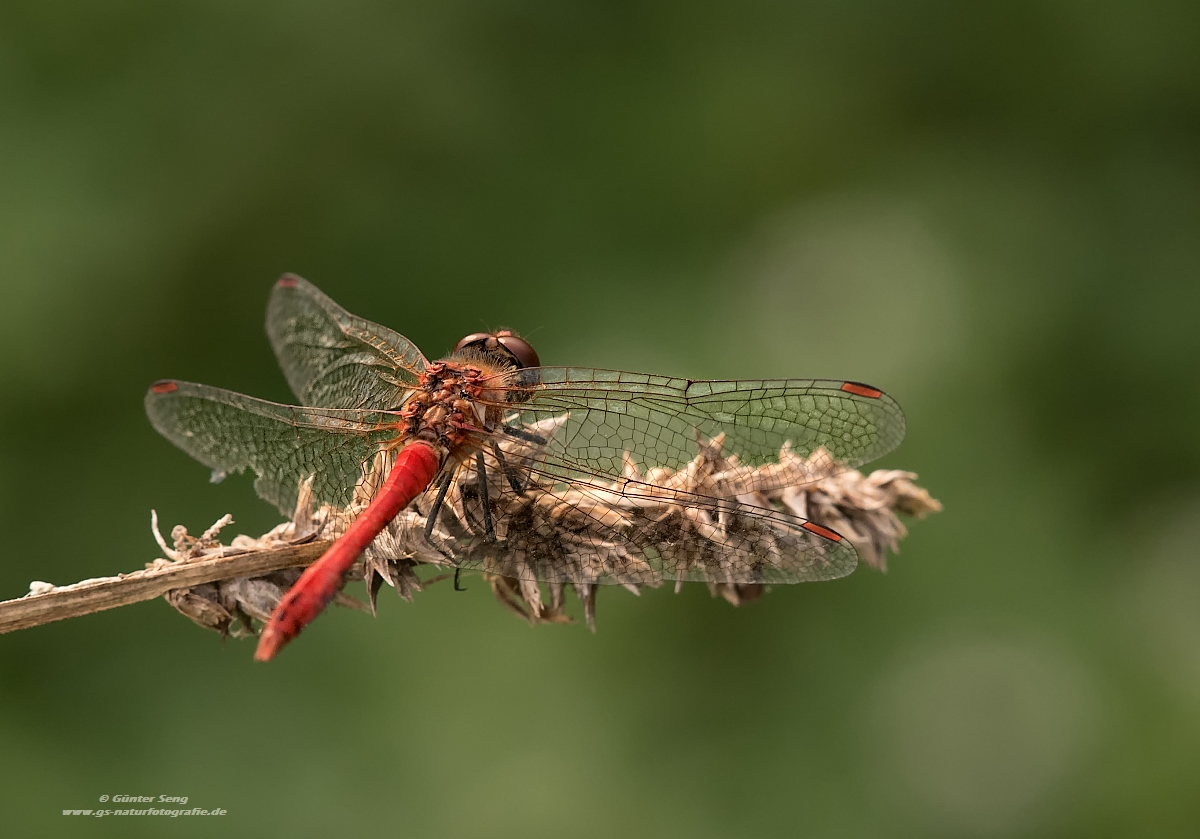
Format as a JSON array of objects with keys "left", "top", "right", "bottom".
[
  {"left": 0, "top": 418, "right": 940, "bottom": 638},
  {"left": 0, "top": 539, "right": 328, "bottom": 635}
]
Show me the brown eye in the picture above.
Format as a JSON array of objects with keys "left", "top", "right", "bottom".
[
  {"left": 453, "top": 332, "right": 493, "bottom": 353},
  {"left": 497, "top": 334, "right": 540, "bottom": 369}
]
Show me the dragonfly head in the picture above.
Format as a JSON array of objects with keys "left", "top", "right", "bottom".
[{"left": 453, "top": 330, "right": 541, "bottom": 370}]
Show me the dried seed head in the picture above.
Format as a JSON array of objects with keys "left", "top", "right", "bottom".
[{"left": 159, "top": 416, "right": 940, "bottom": 638}]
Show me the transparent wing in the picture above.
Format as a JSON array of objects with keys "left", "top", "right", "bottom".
[
  {"left": 411, "top": 368, "right": 904, "bottom": 586},
  {"left": 437, "top": 466, "right": 862, "bottom": 587},
  {"left": 265, "top": 274, "right": 428, "bottom": 410},
  {"left": 145, "top": 380, "right": 398, "bottom": 515},
  {"left": 503, "top": 368, "right": 904, "bottom": 488}
]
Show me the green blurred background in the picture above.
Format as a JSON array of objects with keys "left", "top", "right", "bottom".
[{"left": 2, "top": 1, "right": 1199, "bottom": 836}]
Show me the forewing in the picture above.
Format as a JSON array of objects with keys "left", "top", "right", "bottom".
[
  {"left": 266, "top": 274, "right": 428, "bottom": 409},
  {"left": 145, "top": 380, "right": 397, "bottom": 515},
  {"left": 502, "top": 368, "right": 904, "bottom": 488}
]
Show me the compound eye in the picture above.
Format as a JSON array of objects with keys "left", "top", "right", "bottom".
[
  {"left": 453, "top": 332, "right": 493, "bottom": 353},
  {"left": 497, "top": 334, "right": 540, "bottom": 369}
]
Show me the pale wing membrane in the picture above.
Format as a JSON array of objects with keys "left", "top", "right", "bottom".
[
  {"left": 266, "top": 275, "right": 428, "bottom": 410},
  {"left": 145, "top": 381, "right": 397, "bottom": 515},
  {"left": 502, "top": 368, "right": 904, "bottom": 488},
  {"left": 423, "top": 368, "right": 903, "bottom": 586}
]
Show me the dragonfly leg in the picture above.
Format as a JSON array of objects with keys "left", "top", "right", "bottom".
[
  {"left": 423, "top": 470, "right": 454, "bottom": 548},
  {"left": 476, "top": 451, "right": 496, "bottom": 541},
  {"left": 491, "top": 440, "right": 527, "bottom": 494},
  {"left": 500, "top": 425, "right": 547, "bottom": 445},
  {"left": 422, "top": 470, "right": 467, "bottom": 591}
]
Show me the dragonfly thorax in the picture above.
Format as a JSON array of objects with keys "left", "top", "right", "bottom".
[{"left": 399, "top": 360, "right": 513, "bottom": 457}]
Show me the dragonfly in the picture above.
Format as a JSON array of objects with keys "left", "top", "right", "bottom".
[{"left": 146, "top": 275, "right": 905, "bottom": 660}]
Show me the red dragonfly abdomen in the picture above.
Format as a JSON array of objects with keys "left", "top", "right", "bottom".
[{"left": 254, "top": 441, "right": 440, "bottom": 661}]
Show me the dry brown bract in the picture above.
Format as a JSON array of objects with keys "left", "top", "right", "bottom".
[
  {"left": 160, "top": 413, "right": 940, "bottom": 638},
  {"left": 154, "top": 491, "right": 369, "bottom": 638}
]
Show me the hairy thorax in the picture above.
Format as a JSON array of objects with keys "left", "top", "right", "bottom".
[{"left": 396, "top": 359, "right": 521, "bottom": 462}]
